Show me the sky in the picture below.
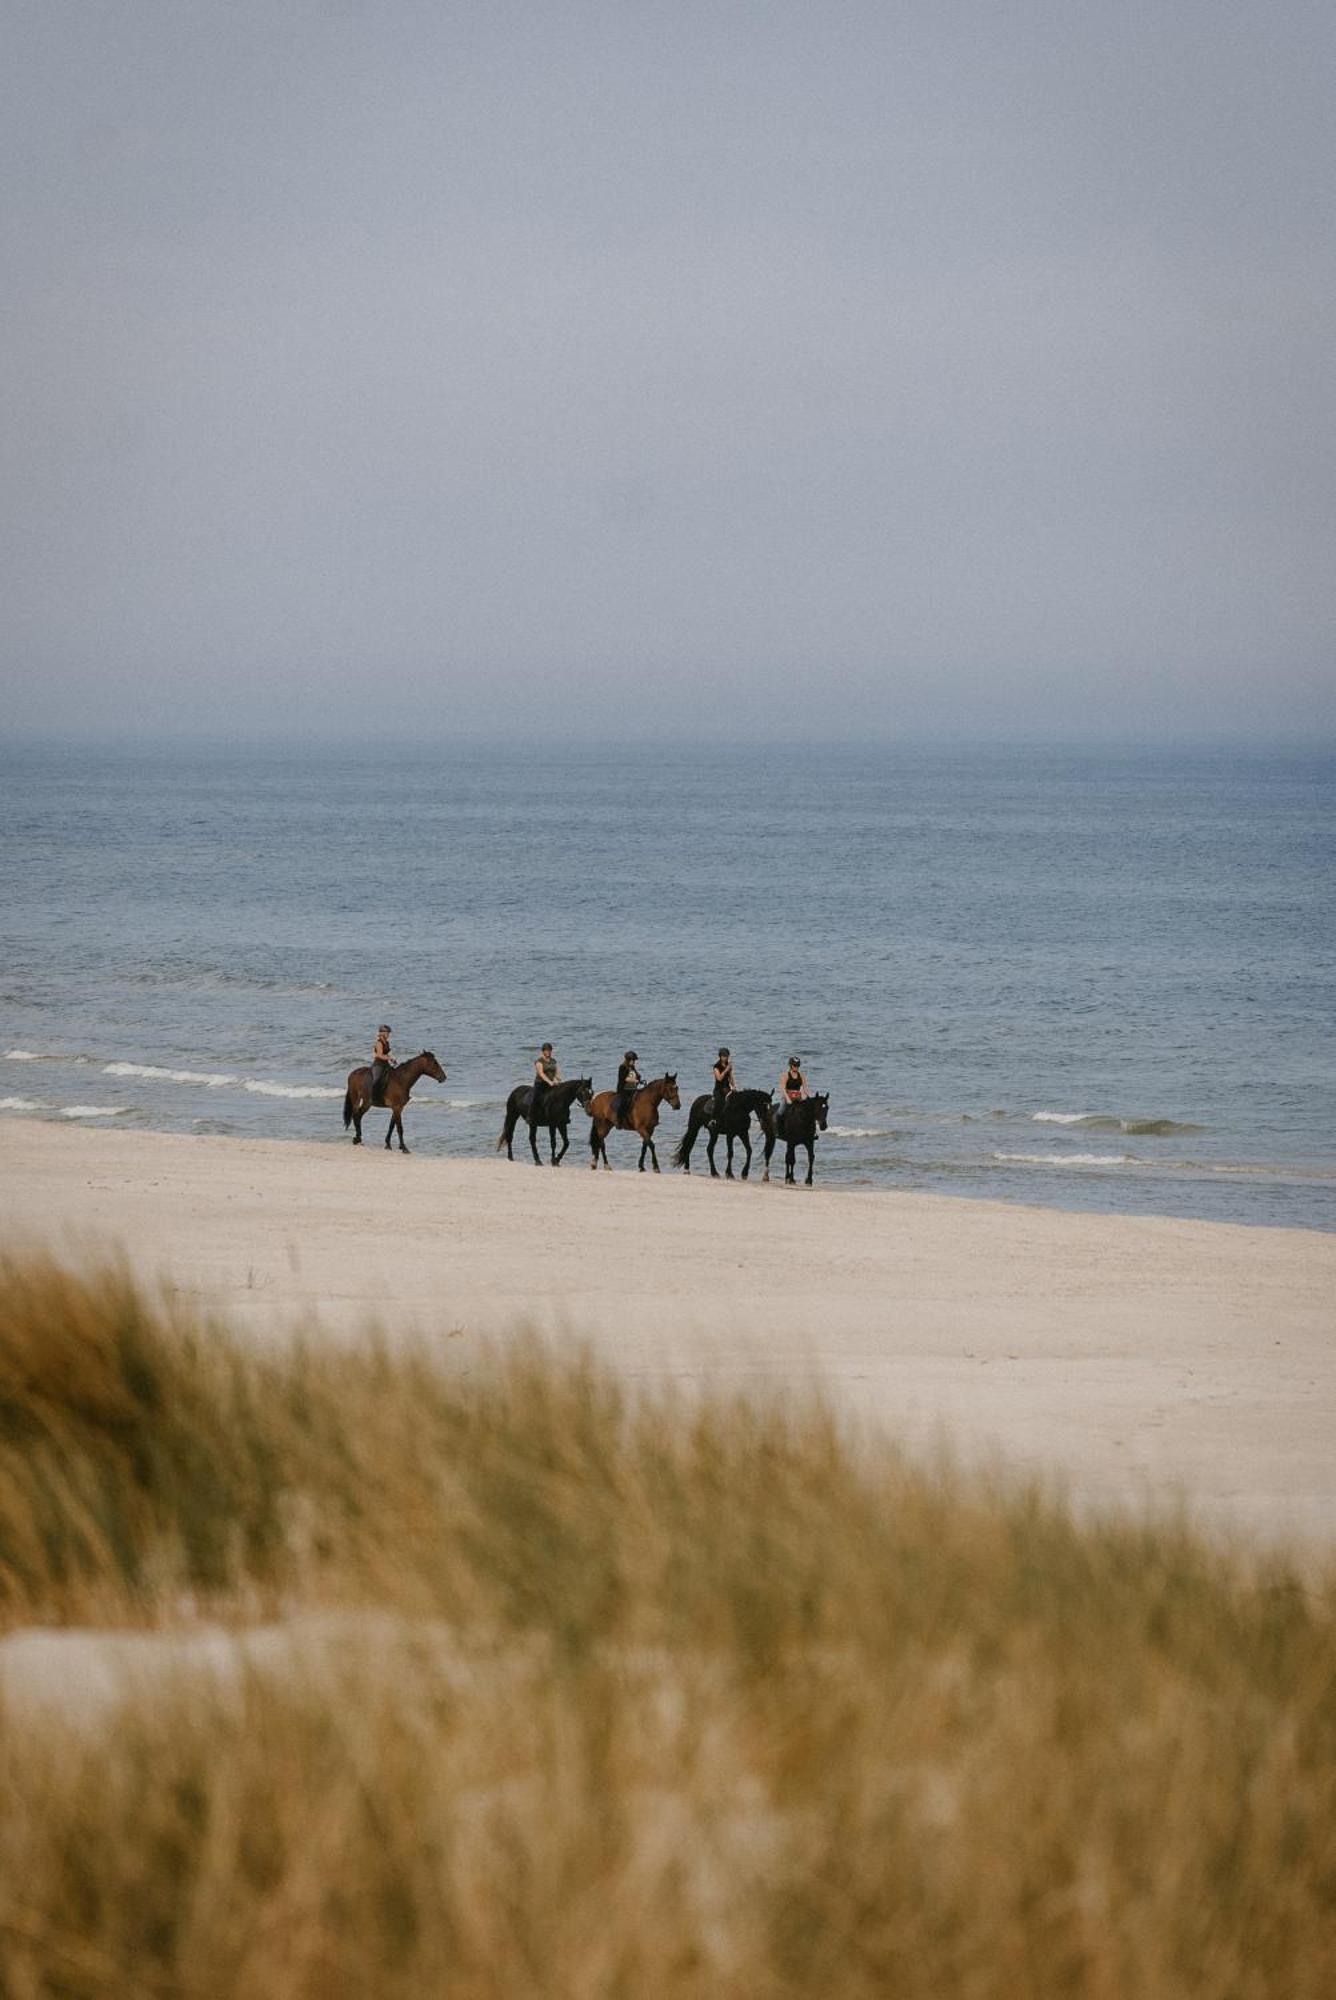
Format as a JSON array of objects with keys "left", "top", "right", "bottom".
[{"left": 2, "top": 0, "right": 1333, "bottom": 743}]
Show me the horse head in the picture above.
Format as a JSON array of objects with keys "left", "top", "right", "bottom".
[
  {"left": 663, "top": 1073, "right": 680, "bottom": 1110},
  {"left": 575, "top": 1077, "right": 594, "bottom": 1111},
  {"left": 419, "top": 1051, "right": 447, "bottom": 1084},
  {"left": 812, "top": 1092, "right": 829, "bottom": 1131}
]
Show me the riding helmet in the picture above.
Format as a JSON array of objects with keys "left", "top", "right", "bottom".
[
  {"left": 718, "top": 1047, "right": 730, "bottom": 1059},
  {"left": 624, "top": 1050, "right": 638, "bottom": 1061}
]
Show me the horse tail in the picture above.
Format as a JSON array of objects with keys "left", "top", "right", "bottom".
[
  {"left": 672, "top": 1106, "right": 702, "bottom": 1169},
  {"left": 342, "top": 1086, "right": 353, "bottom": 1129}
]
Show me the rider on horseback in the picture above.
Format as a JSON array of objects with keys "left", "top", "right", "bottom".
[
  {"left": 371, "top": 1025, "right": 393, "bottom": 1107},
  {"left": 776, "top": 1055, "right": 806, "bottom": 1131},
  {"left": 533, "top": 1043, "right": 560, "bottom": 1104},
  {"left": 615, "top": 1051, "right": 642, "bottom": 1125},
  {"left": 712, "top": 1047, "right": 735, "bottom": 1117}
]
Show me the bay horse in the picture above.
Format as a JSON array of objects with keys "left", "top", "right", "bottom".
[
  {"left": 588, "top": 1074, "right": 680, "bottom": 1172},
  {"left": 496, "top": 1076, "right": 594, "bottom": 1165},
  {"left": 343, "top": 1051, "right": 446, "bottom": 1153},
  {"left": 673, "top": 1088, "right": 776, "bottom": 1180},
  {"left": 763, "top": 1093, "right": 830, "bottom": 1185}
]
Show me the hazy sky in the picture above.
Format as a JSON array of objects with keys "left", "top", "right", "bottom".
[{"left": 3, "top": 1, "right": 1333, "bottom": 741}]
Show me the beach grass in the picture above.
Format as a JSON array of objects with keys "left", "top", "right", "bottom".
[{"left": 1, "top": 1255, "right": 1334, "bottom": 1997}]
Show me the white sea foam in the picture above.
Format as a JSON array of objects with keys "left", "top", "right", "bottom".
[
  {"left": 4, "top": 1049, "right": 42, "bottom": 1062},
  {"left": 995, "top": 1150, "right": 1133, "bottom": 1167},
  {"left": 60, "top": 1105, "right": 127, "bottom": 1119},
  {"left": 104, "top": 1062, "right": 236, "bottom": 1087},
  {"left": 826, "top": 1125, "right": 898, "bottom": 1139},
  {"left": 0, "top": 1096, "right": 41, "bottom": 1112},
  {"left": 1032, "top": 1111, "right": 1098, "bottom": 1125},
  {"left": 243, "top": 1080, "right": 344, "bottom": 1100}
]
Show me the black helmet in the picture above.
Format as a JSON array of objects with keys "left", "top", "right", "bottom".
[
  {"left": 541, "top": 1042, "right": 553, "bottom": 1053},
  {"left": 718, "top": 1046, "right": 730, "bottom": 1059},
  {"left": 788, "top": 1054, "right": 801, "bottom": 1067},
  {"left": 379, "top": 1024, "right": 392, "bottom": 1034},
  {"left": 624, "top": 1049, "right": 638, "bottom": 1062}
]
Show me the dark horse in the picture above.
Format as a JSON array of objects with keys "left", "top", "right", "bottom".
[
  {"left": 496, "top": 1076, "right": 594, "bottom": 1165},
  {"left": 343, "top": 1051, "right": 446, "bottom": 1153},
  {"left": 763, "top": 1093, "right": 830, "bottom": 1185},
  {"left": 673, "top": 1088, "right": 776, "bottom": 1180},
  {"left": 588, "top": 1074, "right": 681, "bottom": 1172}
]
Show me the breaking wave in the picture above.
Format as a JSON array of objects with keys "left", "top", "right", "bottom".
[
  {"left": 826, "top": 1125, "right": 903, "bottom": 1139},
  {"left": 243, "top": 1080, "right": 344, "bottom": 1100},
  {"left": 60, "top": 1105, "right": 127, "bottom": 1119},
  {"left": 1032, "top": 1111, "right": 1202, "bottom": 1136},
  {"left": 0, "top": 1096, "right": 41, "bottom": 1112},
  {"left": 995, "top": 1151, "right": 1134, "bottom": 1168},
  {"left": 104, "top": 1062, "right": 236, "bottom": 1088}
]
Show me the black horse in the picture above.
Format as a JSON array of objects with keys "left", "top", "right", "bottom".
[
  {"left": 763, "top": 1093, "right": 830, "bottom": 1185},
  {"left": 496, "top": 1076, "right": 594, "bottom": 1165},
  {"left": 673, "top": 1088, "right": 776, "bottom": 1180}
]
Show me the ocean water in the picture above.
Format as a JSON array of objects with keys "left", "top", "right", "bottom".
[{"left": 1, "top": 741, "right": 1333, "bottom": 1231}]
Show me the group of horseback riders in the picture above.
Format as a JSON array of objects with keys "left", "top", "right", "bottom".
[
  {"left": 351, "top": 1026, "right": 828, "bottom": 1181},
  {"left": 530, "top": 1042, "right": 810, "bottom": 1122}
]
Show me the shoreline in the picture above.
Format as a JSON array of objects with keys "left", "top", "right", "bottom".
[{"left": 4, "top": 1116, "right": 1335, "bottom": 1546}]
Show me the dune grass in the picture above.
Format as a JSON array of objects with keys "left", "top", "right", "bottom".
[{"left": 1, "top": 1255, "right": 1333, "bottom": 1997}]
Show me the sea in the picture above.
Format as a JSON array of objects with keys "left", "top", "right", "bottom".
[{"left": 1, "top": 741, "right": 1333, "bottom": 1231}]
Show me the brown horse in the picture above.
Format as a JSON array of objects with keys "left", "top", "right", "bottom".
[
  {"left": 343, "top": 1051, "right": 446, "bottom": 1153},
  {"left": 588, "top": 1073, "right": 680, "bottom": 1172}
]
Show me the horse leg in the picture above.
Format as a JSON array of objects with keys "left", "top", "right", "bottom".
[
  {"left": 785, "top": 1139, "right": 796, "bottom": 1184},
  {"left": 724, "top": 1133, "right": 736, "bottom": 1179},
  {"left": 390, "top": 1106, "right": 409, "bottom": 1154},
  {"left": 352, "top": 1093, "right": 365, "bottom": 1145},
  {"left": 805, "top": 1139, "right": 815, "bottom": 1186},
  {"left": 554, "top": 1120, "right": 569, "bottom": 1165},
  {"left": 739, "top": 1129, "right": 752, "bottom": 1180},
  {"left": 705, "top": 1126, "right": 720, "bottom": 1178},
  {"left": 643, "top": 1128, "right": 660, "bottom": 1173},
  {"left": 528, "top": 1116, "right": 543, "bottom": 1166}
]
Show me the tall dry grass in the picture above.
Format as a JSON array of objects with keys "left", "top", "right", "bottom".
[{"left": 1, "top": 1255, "right": 1333, "bottom": 1997}]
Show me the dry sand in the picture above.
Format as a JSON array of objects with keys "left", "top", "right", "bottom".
[{"left": 3, "top": 1117, "right": 1333, "bottom": 1544}]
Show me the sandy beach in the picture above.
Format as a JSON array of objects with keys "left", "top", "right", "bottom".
[{"left": 3, "top": 1115, "right": 1333, "bottom": 1545}]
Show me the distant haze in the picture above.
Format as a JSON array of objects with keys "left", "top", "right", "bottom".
[{"left": 2, "top": 1, "right": 1333, "bottom": 742}]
